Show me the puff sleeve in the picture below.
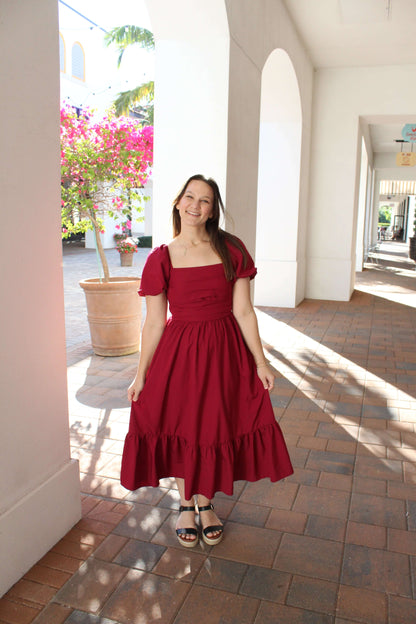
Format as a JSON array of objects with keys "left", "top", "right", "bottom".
[
  {"left": 138, "top": 245, "right": 171, "bottom": 296},
  {"left": 227, "top": 238, "right": 257, "bottom": 281}
]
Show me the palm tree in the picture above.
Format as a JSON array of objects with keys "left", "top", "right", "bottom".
[{"left": 105, "top": 25, "right": 154, "bottom": 123}]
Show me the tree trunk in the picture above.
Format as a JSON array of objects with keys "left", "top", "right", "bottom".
[{"left": 89, "top": 210, "right": 110, "bottom": 281}]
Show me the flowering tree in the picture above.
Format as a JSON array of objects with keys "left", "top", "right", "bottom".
[{"left": 60, "top": 105, "right": 153, "bottom": 281}]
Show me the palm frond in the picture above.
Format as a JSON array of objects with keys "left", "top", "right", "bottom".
[
  {"left": 105, "top": 25, "right": 154, "bottom": 67},
  {"left": 114, "top": 81, "right": 154, "bottom": 116}
]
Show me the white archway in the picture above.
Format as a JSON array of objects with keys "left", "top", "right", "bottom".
[{"left": 254, "top": 48, "right": 302, "bottom": 307}]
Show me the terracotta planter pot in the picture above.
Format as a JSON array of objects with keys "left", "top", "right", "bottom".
[
  {"left": 79, "top": 277, "right": 141, "bottom": 356},
  {"left": 120, "top": 251, "right": 135, "bottom": 266}
]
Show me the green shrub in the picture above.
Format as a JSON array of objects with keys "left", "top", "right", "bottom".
[{"left": 138, "top": 236, "right": 152, "bottom": 248}]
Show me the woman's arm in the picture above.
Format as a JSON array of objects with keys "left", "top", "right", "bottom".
[
  {"left": 127, "top": 292, "right": 168, "bottom": 401},
  {"left": 232, "top": 277, "right": 274, "bottom": 391}
]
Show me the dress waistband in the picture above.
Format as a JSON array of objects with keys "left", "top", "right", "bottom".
[{"left": 170, "top": 309, "right": 233, "bottom": 322}]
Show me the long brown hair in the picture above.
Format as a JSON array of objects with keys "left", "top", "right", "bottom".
[{"left": 171, "top": 174, "right": 247, "bottom": 281}]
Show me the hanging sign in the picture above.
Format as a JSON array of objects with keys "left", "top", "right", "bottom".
[
  {"left": 401, "top": 124, "right": 416, "bottom": 142},
  {"left": 396, "top": 152, "right": 416, "bottom": 166}
]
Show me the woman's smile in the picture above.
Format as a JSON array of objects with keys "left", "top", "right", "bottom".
[{"left": 177, "top": 179, "right": 214, "bottom": 224}]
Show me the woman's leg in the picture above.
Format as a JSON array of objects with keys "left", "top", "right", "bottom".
[
  {"left": 197, "top": 493, "right": 223, "bottom": 540},
  {"left": 175, "top": 478, "right": 197, "bottom": 544}
]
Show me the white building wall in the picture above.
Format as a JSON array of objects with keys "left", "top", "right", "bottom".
[
  {"left": 146, "top": 0, "right": 313, "bottom": 305},
  {"left": 59, "top": 3, "right": 114, "bottom": 114},
  {"left": 225, "top": 0, "right": 313, "bottom": 307},
  {"left": 308, "top": 65, "right": 416, "bottom": 301},
  {"left": 59, "top": 2, "right": 152, "bottom": 117},
  {"left": 0, "top": 0, "right": 81, "bottom": 596},
  {"left": 142, "top": 1, "right": 415, "bottom": 307}
]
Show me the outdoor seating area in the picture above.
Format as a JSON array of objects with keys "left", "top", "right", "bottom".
[{"left": 0, "top": 241, "right": 415, "bottom": 624}]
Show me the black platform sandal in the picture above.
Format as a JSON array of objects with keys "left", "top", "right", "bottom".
[
  {"left": 176, "top": 505, "right": 199, "bottom": 548},
  {"left": 198, "top": 503, "right": 224, "bottom": 546}
]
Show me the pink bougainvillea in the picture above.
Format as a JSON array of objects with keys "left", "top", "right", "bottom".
[{"left": 61, "top": 104, "right": 153, "bottom": 280}]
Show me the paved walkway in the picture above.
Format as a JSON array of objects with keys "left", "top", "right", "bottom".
[{"left": 1, "top": 241, "right": 416, "bottom": 624}]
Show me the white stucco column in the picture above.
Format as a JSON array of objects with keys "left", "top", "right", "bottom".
[
  {"left": 0, "top": 0, "right": 80, "bottom": 596},
  {"left": 355, "top": 137, "right": 369, "bottom": 271},
  {"left": 145, "top": 0, "right": 230, "bottom": 245},
  {"left": 307, "top": 71, "right": 361, "bottom": 301}
]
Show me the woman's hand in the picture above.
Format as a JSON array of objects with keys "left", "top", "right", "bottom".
[
  {"left": 127, "top": 376, "right": 145, "bottom": 402},
  {"left": 232, "top": 279, "right": 275, "bottom": 393},
  {"left": 127, "top": 293, "right": 167, "bottom": 403},
  {"left": 256, "top": 364, "right": 275, "bottom": 391}
]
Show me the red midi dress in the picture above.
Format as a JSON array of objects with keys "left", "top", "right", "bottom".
[{"left": 120, "top": 242, "right": 293, "bottom": 500}]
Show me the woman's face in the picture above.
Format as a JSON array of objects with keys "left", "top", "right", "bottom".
[{"left": 176, "top": 180, "right": 214, "bottom": 227}]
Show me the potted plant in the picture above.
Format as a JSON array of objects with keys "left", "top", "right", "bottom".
[
  {"left": 61, "top": 104, "right": 153, "bottom": 356},
  {"left": 116, "top": 237, "right": 139, "bottom": 266}
]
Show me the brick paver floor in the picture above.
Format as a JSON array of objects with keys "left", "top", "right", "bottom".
[{"left": 1, "top": 241, "right": 415, "bottom": 624}]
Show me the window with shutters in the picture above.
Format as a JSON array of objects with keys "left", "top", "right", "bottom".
[{"left": 71, "top": 42, "right": 85, "bottom": 81}]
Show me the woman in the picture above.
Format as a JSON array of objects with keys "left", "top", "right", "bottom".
[{"left": 121, "top": 174, "right": 293, "bottom": 548}]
